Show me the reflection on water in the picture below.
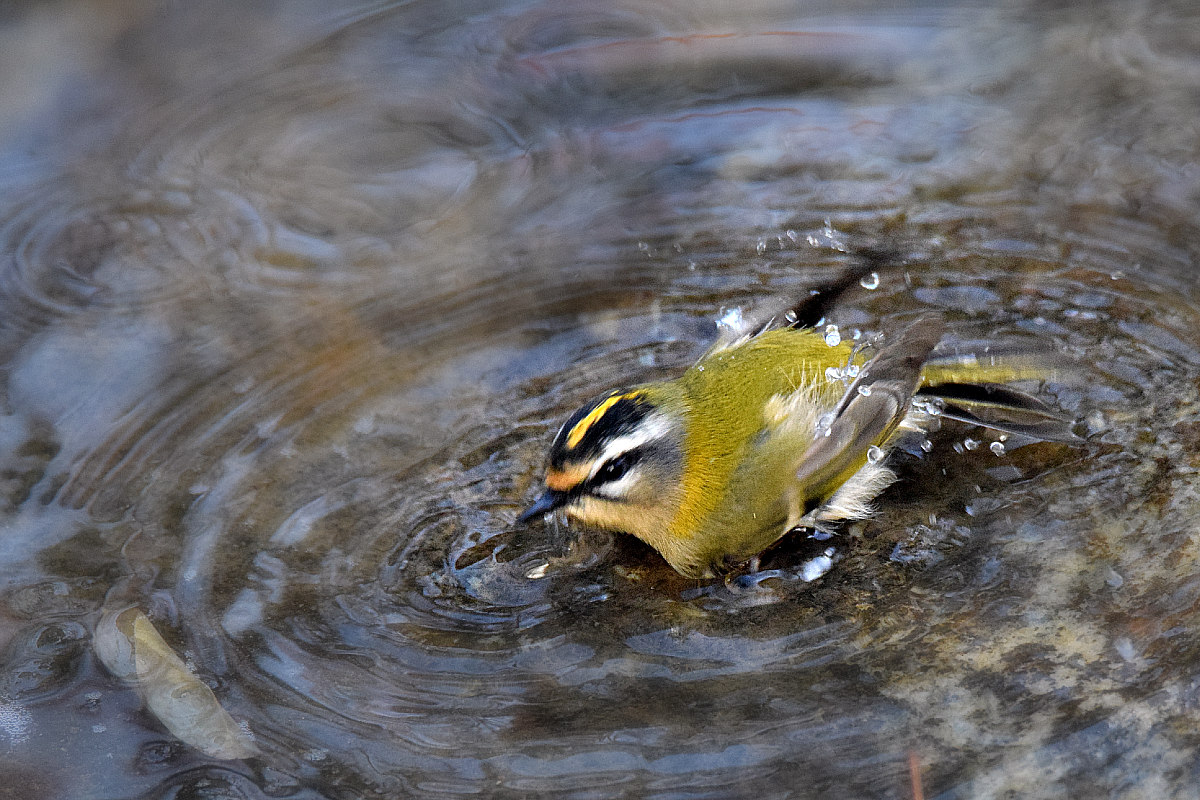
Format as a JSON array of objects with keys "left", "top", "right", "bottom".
[{"left": 2, "top": 0, "right": 1200, "bottom": 797}]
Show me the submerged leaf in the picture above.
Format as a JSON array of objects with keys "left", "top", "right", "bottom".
[{"left": 94, "top": 607, "right": 257, "bottom": 760}]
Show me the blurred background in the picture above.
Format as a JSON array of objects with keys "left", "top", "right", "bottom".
[{"left": 1, "top": 1, "right": 1199, "bottom": 797}]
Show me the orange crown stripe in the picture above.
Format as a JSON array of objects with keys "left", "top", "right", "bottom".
[{"left": 565, "top": 392, "right": 634, "bottom": 449}]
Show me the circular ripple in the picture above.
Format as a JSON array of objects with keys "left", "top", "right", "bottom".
[{"left": 3, "top": 2, "right": 1200, "bottom": 798}]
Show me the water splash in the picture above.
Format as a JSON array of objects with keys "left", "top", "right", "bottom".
[{"left": 0, "top": 2, "right": 1196, "bottom": 799}]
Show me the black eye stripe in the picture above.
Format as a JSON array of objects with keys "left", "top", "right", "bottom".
[
  {"left": 581, "top": 446, "right": 653, "bottom": 492},
  {"left": 594, "top": 453, "right": 634, "bottom": 483}
]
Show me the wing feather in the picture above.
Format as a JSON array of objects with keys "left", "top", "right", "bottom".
[{"left": 792, "top": 315, "right": 943, "bottom": 495}]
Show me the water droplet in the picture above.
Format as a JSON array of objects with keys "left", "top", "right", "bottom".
[
  {"left": 859, "top": 272, "right": 880, "bottom": 290},
  {"left": 824, "top": 220, "right": 848, "bottom": 251},
  {"left": 717, "top": 306, "right": 743, "bottom": 332},
  {"left": 804, "top": 219, "right": 849, "bottom": 252},
  {"left": 688, "top": 261, "right": 697, "bottom": 271},
  {"left": 866, "top": 445, "right": 885, "bottom": 464},
  {"left": 952, "top": 442, "right": 965, "bottom": 454},
  {"left": 824, "top": 366, "right": 842, "bottom": 381},
  {"left": 990, "top": 441, "right": 1006, "bottom": 456},
  {"left": 857, "top": 384, "right": 872, "bottom": 397},
  {"left": 845, "top": 364, "right": 860, "bottom": 378},
  {"left": 785, "top": 229, "right": 798, "bottom": 242},
  {"left": 783, "top": 309, "right": 798, "bottom": 324},
  {"left": 920, "top": 439, "right": 934, "bottom": 453},
  {"left": 815, "top": 412, "right": 835, "bottom": 438},
  {"left": 963, "top": 438, "right": 979, "bottom": 451},
  {"left": 756, "top": 239, "right": 767, "bottom": 254},
  {"left": 525, "top": 562, "right": 549, "bottom": 580},
  {"left": 824, "top": 324, "right": 841, "bottom": 347}
]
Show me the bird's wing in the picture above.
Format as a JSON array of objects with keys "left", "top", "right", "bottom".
[
  {"left": 705, "top": 261, "right": 879, "bottom": 356},
  {"left": 790, "top": 315, "right": 944, "bottom": 497}
]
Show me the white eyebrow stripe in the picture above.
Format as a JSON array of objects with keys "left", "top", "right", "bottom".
[
  {"left": 594, "top": 469, "right": 642, "bottom": 499},
  {"left": 588, "top": 412, "right": 672, "bottom": 480}
]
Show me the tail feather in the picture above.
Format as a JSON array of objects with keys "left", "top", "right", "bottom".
[{"left": 916, "top": 381, "right": 1079, "bottom": 442}]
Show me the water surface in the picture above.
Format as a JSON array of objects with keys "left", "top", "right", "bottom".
[{"left": 2, "top": 1, "right": 1200, "bottom": 798}]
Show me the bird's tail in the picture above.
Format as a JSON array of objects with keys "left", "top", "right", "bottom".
[{"left": 917, "top": 348, "right": 1080, "bottom": 442}]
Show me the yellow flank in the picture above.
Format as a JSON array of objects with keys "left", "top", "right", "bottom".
[
  {"left": 566, "top": 391, "right": 635, "bottom": 449},
  {"left": 667, "top": 330, "right": 852, "bottom": 549}
]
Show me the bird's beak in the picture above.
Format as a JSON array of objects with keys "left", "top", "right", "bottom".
[{"left": 517, "top": 489, "right": 568, "bottom": 524}]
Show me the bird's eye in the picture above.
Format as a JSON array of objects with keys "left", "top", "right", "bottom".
[{"left": 595, "top": 454, "right": 632, "bottom": 484}]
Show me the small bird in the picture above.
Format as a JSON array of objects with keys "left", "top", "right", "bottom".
[{"left": 519, "top": 274, "right": 1076, "bottom": 579}]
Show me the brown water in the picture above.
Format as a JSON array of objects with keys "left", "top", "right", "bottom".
[{"left": 2, "top": 1, "right": 1200, "bottom": 798}]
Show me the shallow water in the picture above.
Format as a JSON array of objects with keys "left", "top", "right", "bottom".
[{"left": 2, "top": 1, "right": 1200, "bottom": 797}]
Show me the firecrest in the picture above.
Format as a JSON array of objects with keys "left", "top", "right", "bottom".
[{"left": 519, "top": 283, "right": 1075, "bottom": 579}]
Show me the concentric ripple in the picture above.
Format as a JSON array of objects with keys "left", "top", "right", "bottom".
[{"left": 2, "top": 1, "right": 1200, "bottom": 798}]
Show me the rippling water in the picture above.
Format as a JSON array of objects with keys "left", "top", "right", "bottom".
[{"left": 2, "top": 1, "right": 1200, "bottom": 797}]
